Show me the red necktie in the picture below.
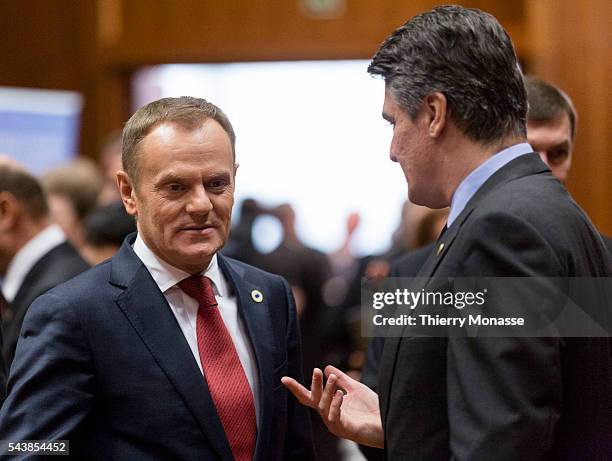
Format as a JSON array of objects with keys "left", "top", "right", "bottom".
[{"left": 178, "top": 275, "right": 257, "bottom": 461}]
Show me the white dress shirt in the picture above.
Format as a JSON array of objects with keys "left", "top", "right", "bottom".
[
  {"left": 2, "top": 224, "right": 66, "bottom": 303},
  {"left": 133, "top": 235, "right": 260, "bottom": 425}
]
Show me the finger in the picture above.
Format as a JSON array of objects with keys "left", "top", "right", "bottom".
[
  {"left": 324, "top": 365, "right": 358, "bottom": 391},
  {"left": 328, "top": 389, "right": 343, "bottom": 423},
  {"left": 318, "top": 373, "right": 338, "bottom": 413},
  {"left": 281, "top": 376, "right": 314, "bottom": 408},
  {"left": 310, "top": 368, "right": 324, "bottom": 404}
]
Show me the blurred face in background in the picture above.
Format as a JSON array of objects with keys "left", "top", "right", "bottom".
[
  {"left": 46, "top": 193, "right": 82, "bottom": 248},
  {"left": 119, "top": 119, "right": 236, "bottom": 274},
  {"left": 527, "top": 112, "right": 573, "bottom": 182}
]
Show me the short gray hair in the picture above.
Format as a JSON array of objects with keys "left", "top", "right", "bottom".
[{"left": 122, "top": 96, "right": 236, "bottom": 182}]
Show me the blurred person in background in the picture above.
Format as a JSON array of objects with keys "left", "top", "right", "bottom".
[
  {"left": 0, "top": 155, "right": 89, "bottom": 368},
  {"left": 41, "top": 158, "right": 103, "bottom": 253},
  {"left": 97, "top": 131, "right": 123, "bottom": 206},
  {"left": 80, "top": 202, "right": 137, "bottom": 266},
  {"left": 257, "top": 203, "right": 338, "bottom": 459},
  {"left": 363, "top": 201, "right": 432, "bottom": 281},
  {"left": 525, "top": 75, "right": 576, "bottom": 183},
  {"left": 526, "top": 75, "right": 612, "bottom": 253},
  {"left": 222, "top": 198, "right": 264, "bottom": 267}
]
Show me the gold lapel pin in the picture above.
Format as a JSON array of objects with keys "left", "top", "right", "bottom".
[
  {"left": 251, "top": 290, "right": 264, "bottom": 303},
  {"left": 437, "top": 242, "right": 445, "bottom": 256}
]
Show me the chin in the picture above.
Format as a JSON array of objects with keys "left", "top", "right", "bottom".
[
  {"left": 407, "top": 189, "right": 428, "bottom": 207},
  {"left": 409, "top": 187, "right": 448, "bottom": 209}
]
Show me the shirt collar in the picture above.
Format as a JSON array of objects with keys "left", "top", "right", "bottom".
[
  {"left": 132, "top": 233, "right": 227, "bottom": 297},
  {"left": 2, "top": 224, "right": 66, "bottom": 302},
  {"left": 447, "top": 143, "right": 534, "bottom": 226}
]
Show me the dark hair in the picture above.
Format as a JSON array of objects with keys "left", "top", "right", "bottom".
[
  {"left": 0, "top": 163, "right": 48, "bottom": 218},
  {"left": 122, "top": 96, "right": 236, "bottom": 182},
  {"left": 525, "top": 76, "right": 577, "bottom": 140},
  {"left": 85, "top": 202, "right": 136, "bottom": 246},
  {"left": 368, "top": 5, "right": 527, "bottom": 143}
]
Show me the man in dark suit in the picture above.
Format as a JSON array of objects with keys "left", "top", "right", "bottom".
[
  {"left": 0, "top": 156, "right": 89, "bottom": 370},
  {"left": 283, "top": 5, "right": 612, "bottom": 460},
  {"left": 0, "top": 97, "right": 315, "bottom": 460}
]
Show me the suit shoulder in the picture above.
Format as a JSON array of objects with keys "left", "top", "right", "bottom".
[
  {"left": 40, "top": 259, "right": 115, "bottom": 304},
  {"left": 477, "top": 172, "right": 578, "bottom": 222},
  {"left": 221, "top": 255, "right": 287, "bottom": 285}
]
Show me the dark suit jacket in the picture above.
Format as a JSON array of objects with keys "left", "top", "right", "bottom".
[
  {"left": 360, "top": 244, "right": 434, "bottom": 461},
  {"left": 602, "top": 234, "right": 612, "bottom": 259},
  {"left": 2, "top": 241, "right": 89, "bottom": 368},
  {"left": 378, "top": 154, "right": 612, "bottom": 460},
  {"left": 0, "top": 234, "right": 315, "bottom": 460},
  {"left": 361, "top": 244, "right": 435, "bottom": 391}
]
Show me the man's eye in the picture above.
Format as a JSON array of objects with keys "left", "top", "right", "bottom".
[
  {"left": 207, "top": 180, "right": 227, "bottom": 189},
  {"left": 548, "top": 150, "right": 568, "bottom": 164},
  {"left": 168, "top": 183, "right": 184, "bottom": 192}
]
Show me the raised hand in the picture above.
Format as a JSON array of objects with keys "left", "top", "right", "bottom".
[{"left": 281, "top": 365, "right": 384, "bottom": 448}]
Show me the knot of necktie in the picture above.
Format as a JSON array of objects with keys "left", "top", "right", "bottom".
[{"left": 177, "top": 275, "right": 217, "bottom": 309}]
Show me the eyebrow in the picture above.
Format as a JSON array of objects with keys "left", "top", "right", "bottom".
[
  {"left": 155, "top": 170, "right": 232, "bottom": 185},
  {"left": 155, "top": 172, "right": 183, "bottom": 185},
  {"left": 554, "top": 140, "right": 571, "bottom": 149}
]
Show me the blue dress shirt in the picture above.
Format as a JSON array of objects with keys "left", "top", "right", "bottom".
[{"left": 447, "top": 143, "right": 534, "bottom": 226}]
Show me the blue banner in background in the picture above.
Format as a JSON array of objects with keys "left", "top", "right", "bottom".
[{"left": 0, "top": 87, "right": 82, "bottom": 176}]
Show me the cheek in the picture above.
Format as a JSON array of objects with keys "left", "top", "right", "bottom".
[
  {"left": 390, "top": 132, "right": 402, "bottom": 155},
  {"left": 214, "top": 196, "right": 234, "bottom": 221}
]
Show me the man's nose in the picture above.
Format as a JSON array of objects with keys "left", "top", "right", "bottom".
[{"left": 186, "top": 185, "right": 213, "bottom": 214}]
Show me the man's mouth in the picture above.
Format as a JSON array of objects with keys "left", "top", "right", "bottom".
[{"left": 180, "top": 224, "right": 216, "bottom": 233}]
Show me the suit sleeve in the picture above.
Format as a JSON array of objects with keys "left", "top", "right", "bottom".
[
  {"left": 0, "top": 292, "right": 95, "bottom": 452},
  {"left": 280, "top": 278, "right": 317, "bottom": 460},
  {"left": 447, "top": 212, "right": 564, "bottom": 461}
]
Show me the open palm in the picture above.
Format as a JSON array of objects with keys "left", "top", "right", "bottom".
[{"left": 282, "top": 365, "right": 384, "bottom": 448}]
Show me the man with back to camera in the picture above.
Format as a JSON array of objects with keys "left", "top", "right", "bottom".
[
  {"left": 0, "top": 97, "right": 315, "bottom": 460},
  {"left": 282, "top": 5, "right": 612, "bottom": 460}
]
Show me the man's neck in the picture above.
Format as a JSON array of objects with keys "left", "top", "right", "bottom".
[
  {"left": 13, "top": 217, "right": 50, "bottom": 255},
  {"left": 441, "top": 135, "right": 526, "bottom": 206}
]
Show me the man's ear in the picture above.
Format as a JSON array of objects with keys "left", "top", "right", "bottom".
[
  {"left": 234, "top": 163, "right": 239, "bottom": 178},
  {"left": 424, "top": 92, "right": 448, "bottom": 138},
  {"left": 0, "top": 191, "right": 19, "bottom": 232},
  {"left": 117, "top": 171, "right": 137, "bottom": 217}
]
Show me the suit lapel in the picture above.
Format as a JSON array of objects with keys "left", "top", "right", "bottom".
[
  {"left": 110, "top": 237, "right": 234, "bottom": 461},
  {"left": 378, "top": 223, "right": 462, "bottom": 425},
  {"left": 217, "top": 254, "right": 276, "bottom": 461}
]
